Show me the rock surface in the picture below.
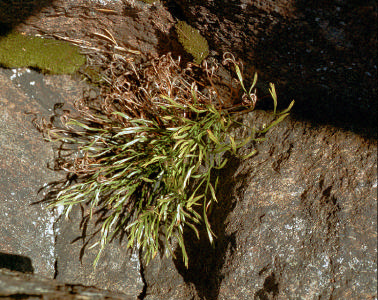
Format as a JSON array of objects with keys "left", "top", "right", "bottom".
[
  {"left": 1, "top": 0, "right": 176, "bottom": 297},
  {"left": 54, "top": 205, "right": 144, "bottom": 296},
  {"left": 138, "top": 1, "right": 377, "bottom": 297},
  {"left": 171, "top": 0, "right": 377, "bottom": 138},
  {"left": 0, "top": 268, "right": 134, "bottom": 299},
  {"left": 0, "top": 0, "right": 376, "bottom": 299},
  {"left": 0, "top": 67, "right": 143, "bottom": 296},
  {"left": 0, "top": 67, "right": 79, "bottom": 278},
  {"left": 143, "top": 112, "right": 377, "bottom": 300}
]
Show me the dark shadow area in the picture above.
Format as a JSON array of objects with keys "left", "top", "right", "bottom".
[
  {"left": 156, "top": 25, "right": 193, "bottom": 64},
  {"left": 173, "top": 154, "right": 250, "bottom": 299},
  {"left": 254, "top": 272, "right": 279, "bottom": 300},
  {"left": 251, "top": 0, "right": 377, "bottom": 139},
  {"left": 0, "top": 252, "right": 34, "bottom": 273},
  {"left": 168, "top": 0, "right": 377, "bottom": 139},
  {"left": 0, "top": 0, "right": 53, "bottom": 36},
  {"left": 162, "top": 0, "right": 186, "bottom": 21}
]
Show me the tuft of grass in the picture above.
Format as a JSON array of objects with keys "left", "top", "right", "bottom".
[
  {"left": 43, "top": 53, "right": 293, "bottom": 267},
  {"left": 175, "top": 21, "right": 209, "bottom": 64},
  {"left": 0, "top": 32, "right": 86, "bottom": 74}
]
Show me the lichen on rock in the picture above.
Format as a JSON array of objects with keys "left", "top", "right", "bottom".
[
  {"left": 0, "top": 32, "right": 86, "bottom": 75},
  {"left": 175, "top": 20, "right": 209, "bottom": 64}
]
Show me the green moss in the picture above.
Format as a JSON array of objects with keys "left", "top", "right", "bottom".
[
  {"left": 175, "top": 21, "right": 209, "bottom": 64},
  {"left": 0, "top": 32, "right": 86, "bottom": 74},
  {"left": 139, "top": 0, "right": 158, "bottom": 4}
]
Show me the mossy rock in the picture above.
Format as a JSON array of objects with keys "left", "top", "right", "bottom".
[
  {"left": 175, "top": 21, "right": 209, "bottom": 64},
  {"left": 0, "top": 32, "right": 86, "bottom": 75}
]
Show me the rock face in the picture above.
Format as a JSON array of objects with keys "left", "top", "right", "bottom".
[
  {"left": 143, "top": 112, "right": 377, "bottom": 300},
  {"left": 0, "top": 67, "right": 79, "bottom": 278},
  {"left": 170, "top": 0, "right": 377, "bottom": 138},
  {"left": 0, "top": 0, "right": 175, "bottom": 297},
  {"left": 139, "top": 2, "right": 377, "bottom": 298},
  {"left": 0, "top": 67, "right": 143, "bottom": 296},
  {"left": 0, "top": 1, "right": 376, "bottom": 299},
  {"left": 0, "top": 268, "right": 134, "bottom": 299},
  {"left": 54, "top": 205, "right": 144, "bottom": 296}
]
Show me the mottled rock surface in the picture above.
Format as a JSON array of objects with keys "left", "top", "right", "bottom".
[
  {"left": 16, "top": 0, "right": 179, "bottom": 60},
  {"left": 0, "top": 66, "right": 143, "bottom": 296},
  {"left": 0, "top": 67, "right": 80, "bottom": 278},
  {"left": 0, "top": 268, "right": 135, "bottom": 299},
  {"left": 143, "top": 112, "right": 377, "bottom": 300},
  {"left": 0, "top": 0, "right": 376, "bottom": 299},
  {"left": 54, "top": 205, "right": 144, "bottom": 296},
  {"left": 1, "top": 0, "right": 177, "bottom": 297}
]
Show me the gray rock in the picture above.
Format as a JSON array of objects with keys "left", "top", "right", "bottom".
[
  {"left": 54, "top": 205, "right": 144, "bottom": 296},
  {"left": 0, "top": 67, "right": 78, "bottom": 278},
  {"left": 1, "top": 1, "right": 376, "bottom": 299},
  {"left": 216, "top": 112, "right": 377, "bottom": 299},
  {"left": 0, "top": 67, "right": 143, "bottom": 296}
]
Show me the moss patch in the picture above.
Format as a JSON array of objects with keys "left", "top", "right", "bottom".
[
  {"left": 175, "top": 21, "right": 209, "bottom": 64},
  {"left": 139, "top": 0, "right": 158, "bottom": 4},
  {"left": 0, "top": 32, "right": 86, "bottom": 74}
]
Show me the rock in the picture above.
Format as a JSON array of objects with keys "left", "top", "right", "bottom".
[
  {"left": 0, "top": 268, "right": 135, "bottom": 299},
  {"left": 0, "top": 0, "right": 178, "bottom": 296},
  {"left": 170, "top": 0, "right": 377, "bottom": 138},
  {"left": 0, "top": 67, "right": 143, "bottom": 296},
  {"left": 0, "top": 67, "right": 80, "bottom": 278},
  {"left": 54, "top": 205, "right": 144, "bottom": 297},
  {"left": 16, "top": 0, "right": 179, "bottom": 60},
  {"left": 141, "top": 250, "right": 193, "bottom": 300},
  {"left": 143, "top": 111, "right": 377, "bottom": 299},
  {"left": 1, "top": 1, "right": 376, "bottom": 299}
]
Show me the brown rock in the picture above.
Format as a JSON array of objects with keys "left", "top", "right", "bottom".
[
  {"left": 0, "top": 268, "right": 134, "bottom": 299},
  {"left": 143, "top": 111, "right": 377, "bottom": 299}
]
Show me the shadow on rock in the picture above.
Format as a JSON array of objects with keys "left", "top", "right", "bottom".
[
  {"left": 254, "top": 272, "right": 279, "bottom": 300},
  {"left": 0, "top": 0, "right": 53, "bottom": 35},
  {"left": 173, "top": 154, "right": 249, "bottom": 300},
  {"left": 252, "top": 0, "right": 377, "bottom": 139},
  {"left": 170, "top": 0, "right": 377, "bottom": 139},
  {"left": 0, "top": 252, "right": 34, "bottom": 274}
]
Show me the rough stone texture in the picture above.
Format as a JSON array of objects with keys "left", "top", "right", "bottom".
[
  {"left": 1, "top": 0, "right": 176, "bottom": 297},
  {"left": 0, "top": 67, "right": 142, "bottom": 296},
  {"left": 143, "top": 111, "right": 377, "bottom": 300},
  {"left": 16, "top": 0, "right": 179, "bottom": 60},
  {"left": 1, "top": 1, "right": 377, "bottom": 299},
  {"left": 54, "top": 205, "right": 144, "bottom": 296},
  {"left": 0, "top": 268, "right": 135, "bottom": 299},
  {"left": 171, "top": 0, "right": 377, "bottom": 138},
  {"left": 0, "top": 67, "right": 80, "bottom": 278},
  {"left": 216, "top": 113, "right": 377, "bottom": 300},
  {"left": 142, "top": 246, "right": 194, "bottom": 300}
]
